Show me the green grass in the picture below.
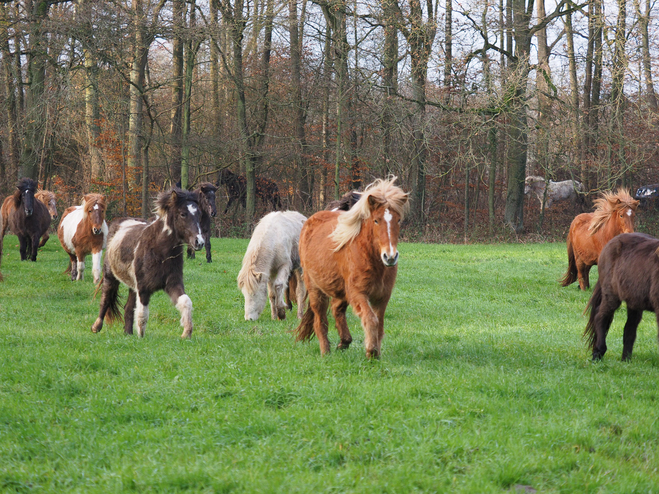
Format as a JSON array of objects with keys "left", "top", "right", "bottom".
[{"left": 1, "top": 235, "right": 659, "bottom": 493}]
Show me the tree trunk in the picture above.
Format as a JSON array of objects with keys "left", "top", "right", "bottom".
[
  {"left": 128, "top": 0, "right": 147, "bottom": 189},
  {"left": 381, "top": 0, "right": 398, "bottom": 177},
  {"left": 170, "top": 0, "right": 184, "bottom": 184},
  {"left": 635, "top": 0, "right": 657, "bottom": 110},
  {"left": 181, "top": 0, "right": 199, "bottom": 190},
  {"left": 1, "top": 3, "right": 19, "bottom": 184}
]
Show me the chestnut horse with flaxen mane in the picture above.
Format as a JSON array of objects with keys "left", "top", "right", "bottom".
[
  {"left": 294, "top": 177, "right": 409, "bottom": 358},
  {"left": 561, "top": 189, "right": 639, "bottom": 290}
]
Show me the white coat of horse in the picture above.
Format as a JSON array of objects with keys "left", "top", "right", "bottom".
[
  {"left": 524, "top": 175, "right": 583, "bottom": 209},
  {"left": 238, "top": 211, "right": 307, "bottom": 321}
]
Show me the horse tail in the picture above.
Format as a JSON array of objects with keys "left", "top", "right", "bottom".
[
  {"left": 294, "top": 307, "right": 315, "bottom": 342},
  {"left": 94, "top": 276, "right": 123, "bottom": 325},
  {"left": 583, "top": 280, "right": 603, "bottom": 351},
  {"left": 560, "top": 237, "right": 578, "bottom": 287}
]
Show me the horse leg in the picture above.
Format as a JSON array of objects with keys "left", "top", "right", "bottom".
[
  {"left": 134, "top": 290, "right": 152, "bottom": 338},
  {"left": 331, "top": 299, "right": 352, "bottom": 350},
  {"left": 29, "top": 233, "right": 39, "bottom": 261},
  {"left": 592, "top": 295, "right": 621, "bottom": 360},
  {"left": 576, "top": 260, "right": 591, "bottom": 290},
  {"left": 91, "top": 271, "right": 121, "bottom": 333},
  {"left": 294, "top": 270, "right": 306, "bottom": 319},
  {"left": 38, "top": 232, "right": 49, "bottom": 248},
  {"left": 205, "top": 236, "right": 212, "bottom": 263},
  {"left": 373, "top": 300, "right": 391, "bottom": 356},
  {"left": 309, "top": 289, "right": 330, "bottom": 354},
  {"left": 267, "top": 280, "right": 279, "bottom": 320},
  {"left": 18, "top": 235, "right": 28, "bottom": 261},
  {"left": 271, "top": 267, "right": 290, "bottom": 320},
  {"left": 622, "top": 309, "right": 643, "bottom": 361},
  {"left": 75, "top": 250, "right": 86, "bottom": 280},
  {"left": 166, "top": 284, "right": 193, "bottom": 338},
  {"left": 91, "top": 250, "right": 103, "bottom": 285},
  {"left": 124, "top": 289, "right": 137, "bottom": 335},
  {"left": 350, "top": 294, "right": 380, "bottom": 358},
  {"left": 68, "top": 253, "right": 78, "bottom": 281}
]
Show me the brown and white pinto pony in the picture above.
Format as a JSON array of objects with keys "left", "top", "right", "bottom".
[
  {"left": 295, "top": 177, "right": 409, "bottom": 358},
  {"left": 58, "top": 193, "right": 108, "bottom": 284},
  {"left": 6, "top": 178, "right": 51, "bottom": 261},
  {"left": 561, "top": 188, "right": 639, "bottom": 290},
  {"left": 1, "top": 189, "right": 58, "bottom": 247},
  {"left": 91, "top": 188, "right": 204, "bottom": 338}
]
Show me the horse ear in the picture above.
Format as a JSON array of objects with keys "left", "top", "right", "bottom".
[
  {"left": 170, "top": 190, "right": 179, "bottom": 205},
  {"left": 367, "top": 195, "right": 379, "bottom": 211}
]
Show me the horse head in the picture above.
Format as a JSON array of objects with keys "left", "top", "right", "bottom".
[
  {"left": 36, "top": 191, "right": 58, "bottom": 220},
  {"left": 157, "top": 188, "right": 204, "bottom": 251},
  {"left": 614, "top": 198, "right": 639, "bottom": 234},
  {"left": 199, "top": 183, "right": 218, "bottom": 217},
  {"left": 590, "top": 189, "right": 640, "bottom": 236},
  {"left": 368, "top": 197, "right": 406, "bottom": 267},
  {"left": 14, "top": 178, "right": 37, "bottom": 217},
  {"left": 218, "top": 168, "right": 235, "bottom": 186},
  {"left": 83, "top": 193, "right": 107, "bottom": 235},
  {"left": 237, "top": 267, "right": 268, "bottom": 321},
  {"left": 524, "top": 176, "right": 545, "bottom": 195}
]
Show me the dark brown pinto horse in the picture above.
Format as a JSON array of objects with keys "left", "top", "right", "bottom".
[
  {"left": 561, "top": 189, "right": 639, "bottom": 290},
  {"left": 92, "top": 188, "right": 204, "bottom": 338},
  {"left": 584, "top": 232, "right": 659, "bottom": 361},
  {"left": 57, "top": 193, "right": 108, "bottom": 284},
  {"left": 187, "top": 182, "right": 217, "bottom": 262},
  {"left": 5, "top": 178, "right": 51, "bottom": 261},
  {"left": 295, "top": 177, "right": 409, "bottom": 358},
  {"left": 218, "top": 168, "right": 282, "bottom": 214}
]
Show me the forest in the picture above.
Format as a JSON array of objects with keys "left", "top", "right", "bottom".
[{"left": 0, "top": 0, "right": 657, "bottom": 240}]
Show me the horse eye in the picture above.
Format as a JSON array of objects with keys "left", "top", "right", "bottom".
[{"left": 374, "top": 220, "right": 379, "bottom": 225}]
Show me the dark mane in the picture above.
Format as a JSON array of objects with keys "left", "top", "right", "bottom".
[{"left": 13, "top": 178, "right": 37, "bottom": 208}]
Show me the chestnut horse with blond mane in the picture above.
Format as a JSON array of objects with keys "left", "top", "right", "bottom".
[
  {"left": 294, "top": 177, "right": 409, "bottom": 358},
  {"left": 561, "top": 188, "right": 639, "bottom": 290}
]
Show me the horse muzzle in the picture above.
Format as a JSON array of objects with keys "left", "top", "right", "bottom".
[
  {"left": 93, "top": 227, "right": 103, "bottom": 235},
  {"left": 194, "top": 237, "right": 205, "bottom": 251},
  {"left": 381, "top": 251, "right": 399, "bottom": 267},
  {"left": 25, "top": 208, "right": 33, "bottom": 217}
]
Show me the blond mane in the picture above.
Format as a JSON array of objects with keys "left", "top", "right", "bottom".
[
  {"left": 588, "top": 188, "right": 639, "bottom": 234},
  {"left": 237, "top": 248, "right": 262, "bottom": 295},
  {"left": 330, "top": 177, "right": 409, "bottom": 252}
]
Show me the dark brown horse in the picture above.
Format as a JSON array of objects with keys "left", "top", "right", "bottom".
[
  {"left": 91, "top": 189, "right": 204, "bottom": 338},
  {"left": 325, "top": 190, "right": 362, "bottom": 211},
  {"left": 1, "top": 190, "right": 58, "bottom": 246},
  {"left": 584, "top": 232, "right": 659, "bottom": 361},
  {"left": 295, "top": 177, "right": 409, "bottom": 358},
  {"left": 218, "top": 168, "right": 282, "bottom": 213},
  {"left": 57, "top": 193, "right": 108, "bottom": 284},
  {"left": 561, "top": 189, "right": 639, "bottom": 290},
  {"left": 187, "top": 182, "right": 217, "bottom": 262},
  {"left": 5, "top": 178, "right": 51, "bottom": 261}
]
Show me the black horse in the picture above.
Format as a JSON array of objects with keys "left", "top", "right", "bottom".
[
  {"left": 187, "top": 182, "right": 218, "bottom": 262},
  {"left": 6, "top": 178, "right": 51, "bottom": 261},
  {"left": 584, "top": 232, "right": 659, "bottom": 361},
  {"left": 218, "top": 169, "right": 282, "bottom": 214}
]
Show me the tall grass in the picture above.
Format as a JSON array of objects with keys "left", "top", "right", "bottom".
[{"left": 1, "top": 235, "right": 658, "bottom": 493}]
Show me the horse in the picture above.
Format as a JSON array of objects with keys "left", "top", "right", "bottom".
[
  {"left": 524, "top": 176, "right": 583, "bottom": 209},
  {"left": 186, "top": 182, "right": 218, "bottom": 262},
  {"left": 561, "top": 188, "right": 639, "bottom": 290},
  {"left": 91, "top": 188, "right": 204, "bottom": 338},
  {"left": 238, "top": 210, "right": 307, "bottom": 320},
  {"left": 5, "top": 178, "right": 51, "bottom": 261},
  {"left": 57, "top": 193, "right": 108, "bottom": 284},
  {"left": 295, "top": 177, "right": 409, "bottom": 358},
  {"left": 218, "top": 168, "right": 282, "bottom": 214},
  {"left": 583, "top": 232, "right": 659, "bottom": 361},
  {"left": 635, "top": 184, "right": 659, "bottom": 209},
  {"left": 325, "top": 190, "right": 362, "bottom": 211},
  {"left": 1, "top": 189, "right": 58, "bottom": 247}
]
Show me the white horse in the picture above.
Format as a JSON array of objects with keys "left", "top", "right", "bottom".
[
  {"left": 238, "top": 211, "right": 307, "bottom": 321},
  {"left": 524, "top": 175, "right": 583, "bottom": 209}
]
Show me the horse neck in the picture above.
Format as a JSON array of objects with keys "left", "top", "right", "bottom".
[{"left": 357, "top": 220, "right": 383, "bottom": 267}]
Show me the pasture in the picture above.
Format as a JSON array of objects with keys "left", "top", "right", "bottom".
[{"left": 1, "top": 236, "right": 659, "bottom": 492}]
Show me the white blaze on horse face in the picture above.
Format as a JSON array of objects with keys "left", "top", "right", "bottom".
[
  {"left": 188, "top": 204, "right": 198, "bottom": 215},
  {"left": 161, "top": 214, "right": 172, "bottom": 235},
  {"left": 383, "top": 209, "right": 395, "bottom": 254},
  {"left": 627, "top": 209, "right": 632, "bottom": 217},
  {"left": 93, "top": 204, "right": 99, "bottom": 210}
]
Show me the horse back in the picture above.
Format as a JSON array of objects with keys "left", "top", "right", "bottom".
[
  {"left": 105, "top": 219, "right": 149, "bottom": 290},
  {"left": 599, "top": 233, "right": 659, "bottom": 311},
  {"left": 1, "top": 196, "right": 14, "bottom": 226},
  {"left": 567, "top": 212, "right": 601, "bottom": 264},
  {"left": 58, "top": 206, "right": 84, "bottom": 255}
]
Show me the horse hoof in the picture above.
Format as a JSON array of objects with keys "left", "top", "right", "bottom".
[{"left": 91, "top": 319, "right": 103, "bottom": 333}]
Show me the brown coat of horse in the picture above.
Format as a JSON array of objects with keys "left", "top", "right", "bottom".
[
  {"left": 57, "top": 193, "right": 108, "bottom": 284},
  {"left": 584, "top": 233, "right": 659, "bottom": 361},
  {"left": 561, "top": 189, "right": 639, "bottom": 290},
  {"left": 2, "top": 190, "right": 58, "bottom": 247},
  {"left": 295, "top": 177, "right": 409, "bottom": 358},
  {"left": 6, "top": 178, "right": 51, "bottom": 262}
]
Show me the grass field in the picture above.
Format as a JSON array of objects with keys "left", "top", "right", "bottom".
[{"left": 1, "top": 234, "right": 659, "bottom": 493}]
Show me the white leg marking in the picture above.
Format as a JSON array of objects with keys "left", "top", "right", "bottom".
[
  {"left": 135, "top": 296, "right": 150, "bottom": 338},
  {"left": 92, "top": 251, "right": 103, "bottom": 284},
  {"left": 77, "top": 260, "right": 85, "bottom": 280},
  {"left": 176, "top": 294, "right": 193, "bottom": 338}
]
